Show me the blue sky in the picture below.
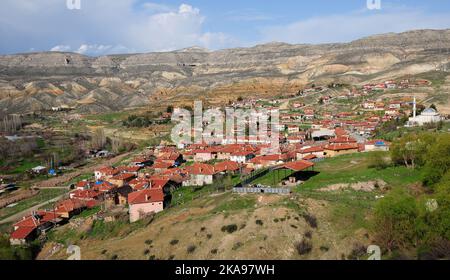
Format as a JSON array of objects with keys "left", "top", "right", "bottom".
[{"left": 1, "top": 0, "right": 450, "bottom": 55}]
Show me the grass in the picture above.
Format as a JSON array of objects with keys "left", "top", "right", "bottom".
[
  {"left": 0, "top": 159, "right": 41, "bottom": 175},
  {"left": 212, "top": 196, "right": 256, "bottom": 214},
  {"left": 296, "top": 152, "right": 421, "bottom": 192},
  {"left": 0, "top": 189, "right": 68, "bottom": 221},
  {"left": 84, "top": 111, "right": 130, "bottom": 124}
]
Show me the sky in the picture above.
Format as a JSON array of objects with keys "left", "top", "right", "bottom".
[{"left": 1, "top": 0, "right": 450, "bottom": 56}]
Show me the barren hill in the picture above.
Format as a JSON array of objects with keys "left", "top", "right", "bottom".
[{"left": 1, "top": 29, "right": 450, "bottom": 115}]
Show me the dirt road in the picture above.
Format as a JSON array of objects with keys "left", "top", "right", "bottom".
[{"left": 35, "top": 153, "right": 131, "bottom": 188}]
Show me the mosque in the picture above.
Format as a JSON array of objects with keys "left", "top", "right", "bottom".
[{"left": 406, "top": 97, "right": 444, "bottom": 127}]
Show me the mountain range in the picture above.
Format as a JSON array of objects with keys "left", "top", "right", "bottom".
[{"left": 1, "top": 29, "right": 449, "bottom": 116}]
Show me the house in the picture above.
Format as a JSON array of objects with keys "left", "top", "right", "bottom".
[
  {"left": 55, "top": 199, "right": 87, "bottom": 219},
  {"left": 10, "top": 211, "right": 62, "bottom": 245},
  {"left": 183, "top": 163, "right": 218, "bottom": 186},
  {"left": 230, "top": 151, "right": 255, "bottom": 164},
  {"left": 128, "top": 188, "right": 164, "bottom": 223},
  {"left": 153, "top": 161, "right": 173, "bottom": 172},
  {"left": 324, "top": 144, "right": 359, "bottom": 157},
  {"left": 108, "top": 173, "right": 136, "bottom": 187},
  {"left": 31, "top": 166, "right": 47, "bottom": 174},
  {"left": 214, "top": 160, "right": 240, "bottom": 174},
  {"left": 130, "top": 156, "right": 154, "bottom": 167},
  {"left": 364, "top": 140, "right": 390, "bottom": 152},
  {"left": 296, "top": 146, "right": 325, "bottom": 160},
  {"left": 248, "top": 154, "right": 285, "bottom": 170},
  {"left": 94, "top": 166, "right": 119, "bottom": 181},
  {"left": 287, "top": 125, "right": 300, "bottom": 134},
  {"left": 193, "top": 148, "right": 216, "bottom": 162},
  {"left": 75, "top": 180, "right": 92, "bottom": 191},
  {"left": 118, "top": 165, "right": 142, "bottom": 175},
  {"left": 70, "top": 189, "right": 101, "bottom": 201},
  {"left": 116, "top": 185, "right": 133, "bottom": 206}
]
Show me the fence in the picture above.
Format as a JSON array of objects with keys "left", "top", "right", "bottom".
[{"left": 233, "top": 187, "right": 291, "bottom": 195}]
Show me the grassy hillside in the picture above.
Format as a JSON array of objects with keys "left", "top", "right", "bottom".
[{"left": 37, "top": 152, "right": 423, "bottom": 260}]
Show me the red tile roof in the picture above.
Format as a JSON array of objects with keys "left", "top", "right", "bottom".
[
  {"left": 214, "top": 161, "right": 240, "bottom": 173},
  {"left": 325, "top": 143, "right": 359, "bottom": 151},
  {"left": 185, "top": 163, "right": 216, "bottom": 175},
  {"left": 10, "top": 226, "right": 35, "bottom": 240},
  {"left": 111, "top": 173, "right": 136, "bottom": 181},
  {"left": 128, "top": 188, "right": 164, "bottom": 205},
  {"left": 282, "top": 160, "right": 314, "bottom": 171}
]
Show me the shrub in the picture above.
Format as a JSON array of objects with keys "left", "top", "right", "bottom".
[
  {"left": 368, "top": 151, "right": 390, "bottom": 170},
  {"left": 187, "top": 245, "right": 196, "bottom": 254},
  {"left": 373, "top": 188, "right": 418, "bottom": 251},
  {"left": 211, "top": 249, "right": 218, "bottom": 254},
  {"left": 145, "top": 239, "right": 153, "bottom": 245},
  {"left": 232, "top": 242, "right": 243, "bottom": 251},
  {"left": 273, "top": 218, "right": 279, "bottom": 223},
  {"left": 295, "top": 240, "right": 312, "bottom": 255},
  {"left": 110, "top": 254, "right": 118, "bottom": 260},
  {"left": 200, "top": 227, "right": 206, "bottom": 232},
  {"left": 290, "top": 224, "right": 298, "bottom": 229},
  {"left": 221, "top": 224, "right": 238, "bottom": 234},
  {"left": 255, "top": 220, "right": 264, "bottom": 226},
  {"left": 347, "top": 244, "right": 367, "bottom": 260},
  {"left": 101, "top": 249, "right": 107, "bottom": 255},
  {"left": 304, "top": 231, "right": 312, "bottom": 239},
  {"left": 206, "top": 234, "right": 212, "bottom": 239},
  {"left": 320, "top": 246, "right": 329, "bottom": 252},
  {"left": 170, "top": 239, "right": 179, "bottom": 246},
  {"left": 143, "top": 249, "right": 150, "bottom": 255},
  {"left": 303, "top": 213, "right": 318, "bottom": 228}
]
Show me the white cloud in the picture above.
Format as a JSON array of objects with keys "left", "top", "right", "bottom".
[
  {"left": 0, "top": 0, "right": 238, "bottom": 55},
  {"left": 50, "top": 45, "right": 71, "bottom": 52},
  {"left": 260, "top": 8, "right": 450, "bottom": 44}
]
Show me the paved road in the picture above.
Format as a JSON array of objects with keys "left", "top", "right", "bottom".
[{"left": 0, "top": 193, "right": 67, "bottom": 224}]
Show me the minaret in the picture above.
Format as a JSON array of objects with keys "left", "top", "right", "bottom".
[{"left": 413, "top": 97, "right": 417, "bottom": 118}]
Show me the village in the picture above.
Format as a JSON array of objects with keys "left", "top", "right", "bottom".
[{"left": 3, "top": 77, "right": 448, "bottom": 248}]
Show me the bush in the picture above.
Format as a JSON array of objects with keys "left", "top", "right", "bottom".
[
  {"left": 145, "top": 239, "right": 153, "bottom": 245},
  {"left": 221, "top": 224, "right": 238, "bottom": 234},
  {"left": 295, "top": 240, "right": 312, "bottom": 255},
  {"left": 143, "top": 249, "right": 150, "bottom": 255},
  {"left": 368, "top": 151, "right": 390, "bottom": 170},
  {"left": 170, "top": 239, "right": 179, "bottom": 246},
  {"left": 373, "top": 188, "right": 418, "bottom": 251},
  {"left": 187, "top": 245, "right": 196, "bottom": 254},
  {"left": 303, "top": 213, "right": 318, "bottom": 228},
  {"left": 232, "top": 242, "right": 243, "bottom": 251},
  {"left": 255, "top": 220, "right": 264, "bottom": 226},
  {"left": 304, "top": 231, "right": 312, "bottom": 239},
  {"left": 206, "top": 234, "right": 212, "bottom": 239},
  {"left": 211, "top": 249, "right": 218, "bottom": 255}
]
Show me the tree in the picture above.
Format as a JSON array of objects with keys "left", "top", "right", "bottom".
[
  {"left": 373, "top": 188, "right": 419, "bottom": 251},
  {"left": 91, "top": 128, "right": 106, "bottom": 150},
  {"left": 390, "top": 133, "right": 433, "bottom": 169},
  {"left": 422, "top": 134, "right": 450, "bottom": 186}
]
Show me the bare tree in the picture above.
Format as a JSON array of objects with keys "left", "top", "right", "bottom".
[{"left": 91, "top": 127, "right": 106, "bottom": 150}]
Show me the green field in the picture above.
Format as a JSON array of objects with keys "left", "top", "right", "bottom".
[
  {"left": 297, "top": 152, "right": 421, "bottom": 191},
  {"left": 0, "top": 189, "right": 68, "bottom": 221}
]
